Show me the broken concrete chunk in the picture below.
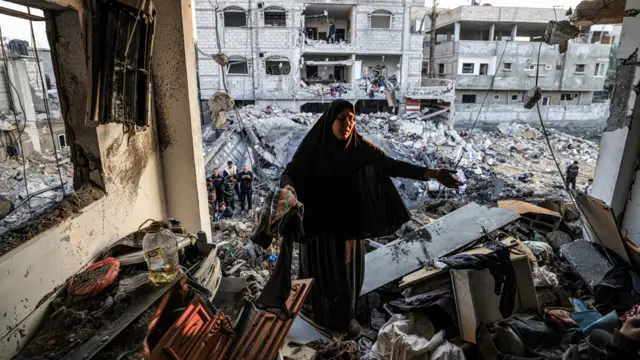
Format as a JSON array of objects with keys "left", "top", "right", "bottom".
[
  {"left": 360, "top": 203, "right": 520, "bottom": 296},
  {"left": 0, "top": 195, "right": 14, "bottom": 220},
  {"left": 560, "top": 240, "right": 612, "bottom": 291},
  {"left": 546, "top": 231, "right": 573, "bottom": 252}
]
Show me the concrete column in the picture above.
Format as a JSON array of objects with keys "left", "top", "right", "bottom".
[
  {"left": 7, "top": 58, "right": 41, "bottom": 153},
  {"left": 511, "top": 24, "right": 518, "bottom": 41},
  {"left": 489, "top": 23, "right": 495, "bottom": 41},
  {"left": 454, "top": 22, "right": 460, "bottom": 41},
  {"left": 591, "top": 0, "right": 640, "bottom": 245},
  {"left": 399, "top": 3, "right": 411, "bottom": 99},
  {"left": 153, "top": 0, "right": 211, "bottom": 239}
]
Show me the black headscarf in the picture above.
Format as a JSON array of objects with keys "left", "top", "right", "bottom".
[{"left": 280, "top": 99, "right": 416, "bottom": 240}]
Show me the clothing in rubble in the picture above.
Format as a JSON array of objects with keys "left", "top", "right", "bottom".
[
  {"left": 280, "top": 99, "right": 435, "bottom": 332},
  {"left": 251, "top": 186, "right": 304, "bottom": 320},
  {"left": 594, "top": 263, "right": 640, "bottom": 315},
  {"left": 439, "top": 241, "right": 518, "bottom": 318},
  {"left": 239, "top": 169, "right": 254, "bottom": 212}
]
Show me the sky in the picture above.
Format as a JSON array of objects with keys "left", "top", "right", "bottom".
[{"left": 0, "top": 0, "right": 583, "bottom": 50}]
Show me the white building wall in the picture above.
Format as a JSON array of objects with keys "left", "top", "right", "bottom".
[{"left": 457, "top": 55, "right": 497, "bottom": 75}]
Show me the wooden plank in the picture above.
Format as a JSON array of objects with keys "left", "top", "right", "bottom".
[{"left": 361, "top": 203, "right": 520, "bottom": 296}]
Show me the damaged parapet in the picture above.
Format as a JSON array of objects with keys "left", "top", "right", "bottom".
[{"left": 406, "top": 78, "right": 456, "bottom": 102}]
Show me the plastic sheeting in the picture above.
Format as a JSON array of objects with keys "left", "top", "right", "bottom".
[{"left": 367, "top": 313, "right": 466, "bottom": 360}]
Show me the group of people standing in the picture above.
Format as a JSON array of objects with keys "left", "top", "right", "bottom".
[{"left": 206, "top": 161, "right": 254, "bottom": 221}]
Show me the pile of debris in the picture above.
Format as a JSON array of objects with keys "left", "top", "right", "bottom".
[
  {"left": 0, "top": 147, "right": 74, "bottom": 232},
  {"left": 206, "top": 105, "right": 598, "bottom": 206}
]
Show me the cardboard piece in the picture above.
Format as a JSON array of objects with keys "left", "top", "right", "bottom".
[
  {"left": 451, "top": 254, "right": 540, "bottom": 344},
  {"left": 576, "top": 193, "right": 631, "bottom": 266}
]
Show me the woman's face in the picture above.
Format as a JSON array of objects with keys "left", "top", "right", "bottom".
[{"left": 332, "top": 108, "right": 355, "bottom": 140}]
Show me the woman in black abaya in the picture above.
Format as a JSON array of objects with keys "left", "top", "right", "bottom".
[{"left": 281, "top": 99, "right": 461, "bottom": 338}]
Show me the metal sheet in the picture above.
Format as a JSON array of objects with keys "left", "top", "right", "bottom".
[{"left": 360, "top": 202, "right": 520, "bottom": 296}]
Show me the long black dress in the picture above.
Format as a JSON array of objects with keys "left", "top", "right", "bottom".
[{"left": 280, "top": 99, "right": 430, "bottom": 331}]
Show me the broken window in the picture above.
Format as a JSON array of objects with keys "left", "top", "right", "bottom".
[
  {"left": 462, "top": 63, "right": 474, "bottom": 74},
  {"left": 503, "top": 63, "right": 512, "bottom": 71},
  {"left": 575, "top": 64, "right": 586, "bottom": 73},
  {"left": 91, "top": 1, "right": 154, "bottom": 126},
  {"left": 462, "top": 94, "right": 476, "bottom": 104},
  {"left": 227, "top": 56, "right": 249, "bottom": 74},
  {"left": 480, "top": 63, "right": 489, "bottom": 75},
  {"left": 594, "top": 63, "right": 606, "bottom": 77},
  {"left": 370, "top": 10, "right": 392, "bottom": 29},
  {"left": 438, "top": 64, "right": 445, "bottom": 74},
  {"left": 305, "top": 65, "right": 319, "bottom": 78},
  {"left": 524, "top": 64, "right": 536, "bottom": 71},
  {"left": 542, "top": 97, "right": 550, "bottom": 105},
  {"left": 264, "top": 7, "right": 285, "bottom": 27},
  {"left": 265, "top": 56, "right": 291, "bottom": 75},
  {"left": 58, "top": 134, "right": 67, "bottom": 148},
  {"left": 493, "top": 94, "right": 500, "bottom": 100},
  {"left": 561, "top": 93, "right": 576, "bottom": 101},
  {"left": 511, "top": 94, "right": 518, "bottom": 101},
  {"left": 224, "top": 7, "right": 246, "bottom": 27}
]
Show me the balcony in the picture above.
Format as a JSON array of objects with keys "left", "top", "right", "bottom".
[
  {"left": 295, "top": 81, "right": 354, "bottom": 101},
  {"left": 303, "top": 39, "right": 356, "bottom": 54}
]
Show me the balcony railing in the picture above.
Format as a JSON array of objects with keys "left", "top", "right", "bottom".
[{"left": 406, "top": 78, "right": 456, "bottom": 100}]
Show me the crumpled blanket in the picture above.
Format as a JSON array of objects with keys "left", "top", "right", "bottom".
[
  {"left": 369, "top": 313, "right": 466, "bottom": 360},
  {"left": 252, "top": 186, "right": 305, "bottom": 320}
]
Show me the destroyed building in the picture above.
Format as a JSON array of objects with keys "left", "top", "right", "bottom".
[
  {"left": 5, "top": 0, "right": 640, "bottom": 360},
  {"left": 422, "top": 5, "right": 616, "bottom": 129},
  {"left": 194, "top": 0, "right": 455, "bottom": 115}
]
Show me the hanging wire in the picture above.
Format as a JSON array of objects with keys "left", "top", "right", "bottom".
[
  {"left": 531, "top": 39, "right": 617, "bottom": 265},
  {"left": 27, "top": 7, "right": 66, "bottom": 196},
  {"left": 0, "top": 25, "right": 33, "bottom": 217}
]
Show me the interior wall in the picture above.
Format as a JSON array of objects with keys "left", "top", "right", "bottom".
[{"left": 0, "top": 0, "right": 209, "bottom": 357}]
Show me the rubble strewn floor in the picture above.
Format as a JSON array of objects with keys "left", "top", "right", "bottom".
[{"left": 0, "top": 184, "right": 103, "bottom": 257}]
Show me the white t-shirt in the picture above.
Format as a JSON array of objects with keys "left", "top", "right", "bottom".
[{"left": 225, "top": 165, "right": 237, "bottom": 176}]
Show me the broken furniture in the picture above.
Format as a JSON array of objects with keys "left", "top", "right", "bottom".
[
  {"left": 452, "top": 254, "right": 540, "bottom": 343},
  {"left": 151, "top": 296, "right": 235, "bottom": 360},
  {"left": 361, "top": 202, "right": 520, "bottom": 296},
  {"left": 498, "top": 200, "right": 562, "bottom": 236},
  {"left": 229, "top": 279, "right": 313, "bottom": 360}
]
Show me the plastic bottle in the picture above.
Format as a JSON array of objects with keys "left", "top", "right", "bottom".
[{"left": 142, "top": 225, "right": 179, "bottom": 285}]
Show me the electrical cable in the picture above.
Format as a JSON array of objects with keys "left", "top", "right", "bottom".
[
  {"left": 27, "top": 7, "right": 66, "bottom": 196},
  {"left": 531, "top": 40, "right": 617, "bottom": 266},
  {"left": 0, "top": 25, "right": 32, "bottom": 217}
]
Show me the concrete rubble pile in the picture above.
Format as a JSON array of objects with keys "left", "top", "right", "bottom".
[
  {"left": 0, "top": 147, "right": 73, "bottom": 232},
  {"left": 214, "top": 105, "right": 597, "bottom": 205}
]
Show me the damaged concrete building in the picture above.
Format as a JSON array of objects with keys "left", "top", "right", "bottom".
[
  {"left": 0, "top": 42, "right": 66, "bottom": 159},
  {"left": 194, "top": 0, "right": 455, "bottom": 115},
  {"left": 424, "top": 5, "right": 617, "bottom": 129}
]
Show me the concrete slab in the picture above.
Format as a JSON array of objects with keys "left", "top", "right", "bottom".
[{"left": 360, "top": 202, "right": 520, "bottom": 296}]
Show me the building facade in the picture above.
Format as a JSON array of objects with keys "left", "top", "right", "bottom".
[
  {"left": 194, "top": 0, "right": 454, "bottom": 114},
  {"left": 426, "top": 5, "right": 616, "bottom": 128}
]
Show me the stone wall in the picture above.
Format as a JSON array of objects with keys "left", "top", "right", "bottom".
[{"left": 454, "top": 102, "right": 610, "bottom": 129}]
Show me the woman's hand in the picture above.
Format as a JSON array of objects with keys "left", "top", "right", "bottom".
[{"left": 434, "top": 169, "right": 463, "bottom": 188}]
